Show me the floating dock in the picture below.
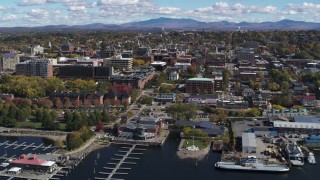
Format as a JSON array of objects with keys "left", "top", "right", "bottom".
[{"left": 95, "top": 144, "right": 146, "bottom": 180}]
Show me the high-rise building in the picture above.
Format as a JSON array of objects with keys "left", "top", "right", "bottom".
[
  {"left": 103, "top": 55, "right": 133, "bottom": 70},
  {"left": 16, "top": 60, "right": 53, "bottom": 78}
]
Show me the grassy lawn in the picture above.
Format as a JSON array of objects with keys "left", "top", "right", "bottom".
[
  {"left": 183, "top": 139, "right": 210, "bottom": 150},
  {"left": 16, "top": 121, "right": 42, "bottom": 129},
  {"left": 214, "top": 131, "right": 230, "bottom": 144},
  {"left": 16, "top": 121, "right": 66, "bottom": 131}
]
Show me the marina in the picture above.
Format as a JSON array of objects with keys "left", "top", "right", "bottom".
[
  {"left": 95, "top": 144, "right": 147, "bottom": 180},
  {"left": 0, "top": 135, "right": 318, "bottom": 180}
]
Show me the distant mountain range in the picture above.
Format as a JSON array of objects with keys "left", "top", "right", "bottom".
[{"left": 1, "top": 17, "right": 319, "bottom": 32}]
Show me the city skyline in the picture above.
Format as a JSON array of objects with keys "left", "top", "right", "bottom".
[{"left": 0, "top": 0, "right": 319, "bottom": 27}]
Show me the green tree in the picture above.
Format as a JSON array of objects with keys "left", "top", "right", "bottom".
[
  {"left": 66, "top": 131, "right": 84, "bottom": 150},
  {"left": 36, "top": 109, "right": 44, "bottom": 122}
]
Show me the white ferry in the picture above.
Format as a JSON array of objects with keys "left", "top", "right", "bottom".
[{"left": 215, "top": 156, "right": 290, "bottom": 172}]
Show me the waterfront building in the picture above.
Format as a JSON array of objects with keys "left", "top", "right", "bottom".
[
  {"left": 273, "top": 121, "right": 320, "bottom": 134},
  {"left": 304, "top": 136, "right": 320, "bottom": 148},
  {"left": 262, "top": 108, "right": 308, "bottom": 117},
  {"left": 118, "top": 122, "right": 159, "bottom": 140},
  {"left": 185, "top": 78, "right": 215, "bottom": 94},
  {"left": 10, "top": 154, "right": 57, "bottom": 173},
  {"left": 15, "top": 59, "right": 53, "bottom": 78},
  {"left": 242, "top": 133, "right": 257, "bottom": 153}
]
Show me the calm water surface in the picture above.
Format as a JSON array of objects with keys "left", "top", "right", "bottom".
[
  {"left": 1, "top": 135, "right": 319, "bottom": 180},
  {"left": 63, "top": 134, "right": 320, "bottom": 180}
]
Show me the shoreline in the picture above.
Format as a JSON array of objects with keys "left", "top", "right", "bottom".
[{"left": 176, "top": 139, "right": 210, "bottom": 160}]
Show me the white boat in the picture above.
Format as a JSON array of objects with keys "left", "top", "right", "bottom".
[
  {"left": 308, "top": 152, "right": 316, "bottom": 164},
  {"left": 215, "top": 156, "right": 290, "bottom": 172},
  {"left": 186, "top": 145, "right": 199, "bottom": 151}
]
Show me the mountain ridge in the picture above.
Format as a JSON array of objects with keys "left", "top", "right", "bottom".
[{"left": 0, "top": 17, "right": 319, "bottom": 32}]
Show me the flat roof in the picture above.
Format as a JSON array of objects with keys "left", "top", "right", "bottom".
[
  {"left": 273, "top": 121, "right": 320, "bottom": 129},
  {"left": 242, "top": 133, "right": 257, "bottom": 147},
  {"left": 294, "top": 117, "right": 320, "bottom": 124},
  {"left": 8, "top": 167, "right": 22, "bottom": 172},
  {"left": 41, "top": 161, "right": 56, "bottom": 167},
  {"left": 151, "top": 61, "right": 166, "bottom": 65},
  {"left": 187, "top": 78, "right": 214, "bottom": 82}
]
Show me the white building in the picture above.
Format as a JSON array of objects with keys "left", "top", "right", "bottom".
[
  {"left": 24, "top": 45, "right": 44, "bottom": 56},
  {"left": 169, "top": 71, "right": 179, "bottom": 80},
  {"left": 174, "top": 62, "right": 191, "bottom": 70},
  {"left": 242, "top": 133, "right": 257, "bottom": 153},
  {"left": 103, "top": 55, "right": 133, "bottom": 70}
]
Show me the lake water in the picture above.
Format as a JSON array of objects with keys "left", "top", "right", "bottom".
[
  {"left": 0, "top": 135, "right": 319, "bottom": 180},
  {"left": 62, "top": 134, "right": 320, "bottom": 180}
]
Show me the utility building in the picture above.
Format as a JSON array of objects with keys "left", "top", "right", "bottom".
[{"left": 242, "top": 133, "right": 257, "bottom": 153}]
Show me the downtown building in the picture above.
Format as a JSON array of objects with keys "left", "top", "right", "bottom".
[
  {"left": 185, "top": 78, "right": 215, "bottom": 94},
  {"left": 103, "top": 55, "right": 133, "bottom": 70},
  {"left": 15, "top": 59, "right": 53, "bottom": 78},
  {"left": 56, "top": 65, "right": 113, "bottom": 82}
]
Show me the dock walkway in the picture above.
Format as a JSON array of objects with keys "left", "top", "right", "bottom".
[{"left": 95, "top": 144, "right": 147, "bottom": 180}]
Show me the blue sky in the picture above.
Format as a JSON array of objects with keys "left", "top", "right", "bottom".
[{"left": 0, "top": 0, "right": 319, "bottom": 27}]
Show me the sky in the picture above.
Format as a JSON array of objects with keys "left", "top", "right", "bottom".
[{"left": 0, "top": 0, "right": 319, "bottom": 27}]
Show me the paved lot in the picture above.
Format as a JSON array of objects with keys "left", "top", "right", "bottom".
[{"left": 232, "top": 120, "right": 252, "bottom": 137}]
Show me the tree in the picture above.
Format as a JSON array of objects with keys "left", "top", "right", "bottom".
[
  {"left": 50, "top": 110, "right": 59, "bottom": 121},
  {"left": 53, "top": 97, "right": 63, "bottom": 109},
  {"left": 80, "top": 126, "right": 93, "bottom": 141},
  {"left": 102, "top": 110, "right": 111, "bottom": 123},
  {"left": 165, "top": 103, "right": 197, "bottom": 121},
  {"left": 95, "top": 121, "right": 104, "bottom": 132},
  {"left": 15, "top": 109, "right": 27, "bottom": 121},
  {"left": 268, "top": 82, "right": 280, "bottom": 91},
  {"left": 44, "top": 77, "right": 65, "bottom": 96},
  {"left": 66, "top": 132, "right": 84, "bottom": 150},
  {"left": 140, "top": 95, "right": 153, "bottom": 106},
  {"left": 88, "top": 112, "right": 97, "bottom": 126},
  {"left": 94, "top": 110, "right": 102, "bottom": 122},
  {"left": 245, "top": 108, "right": 261, "bottom": 117},
  {"left": 64, "top": 98, "right": 72, "bottom": 109},
  {"left": 272, "top": 105, "right": 285, "bottom": 109},
  {"left": 8, "top": 106, "right": 17, "bottom": 119}
]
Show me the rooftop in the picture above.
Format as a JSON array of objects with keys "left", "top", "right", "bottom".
[{"left": 187, "top": 78, "right": 214, "bottom": 82}]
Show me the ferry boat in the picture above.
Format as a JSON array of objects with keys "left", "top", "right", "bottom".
[
  {"left": 285, "top": 143, "right": 304, "bottom": 166},
  {"left": 307, "top": 152, "right": 316, "bottom": 165},
  {"left": 215, "top": 156, "right": 290, "bottom": 172}
]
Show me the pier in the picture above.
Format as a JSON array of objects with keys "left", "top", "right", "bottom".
[
  {"left": 95, "top": 144, "right": 146, "bottom": 180},
  {"left": 0, "top": 141, "right": 56, "bottom": 151}
]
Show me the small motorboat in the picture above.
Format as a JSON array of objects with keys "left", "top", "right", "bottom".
[{"left": 308, "top": 152, "right": 316, "bottom": 165}]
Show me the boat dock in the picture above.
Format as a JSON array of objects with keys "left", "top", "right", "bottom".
[
  {"left": 0, "top": 141, "right": 57, "bottom": 151},
  {"left": 95, "top": 144, "right": 147, "bottom": 180}
]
